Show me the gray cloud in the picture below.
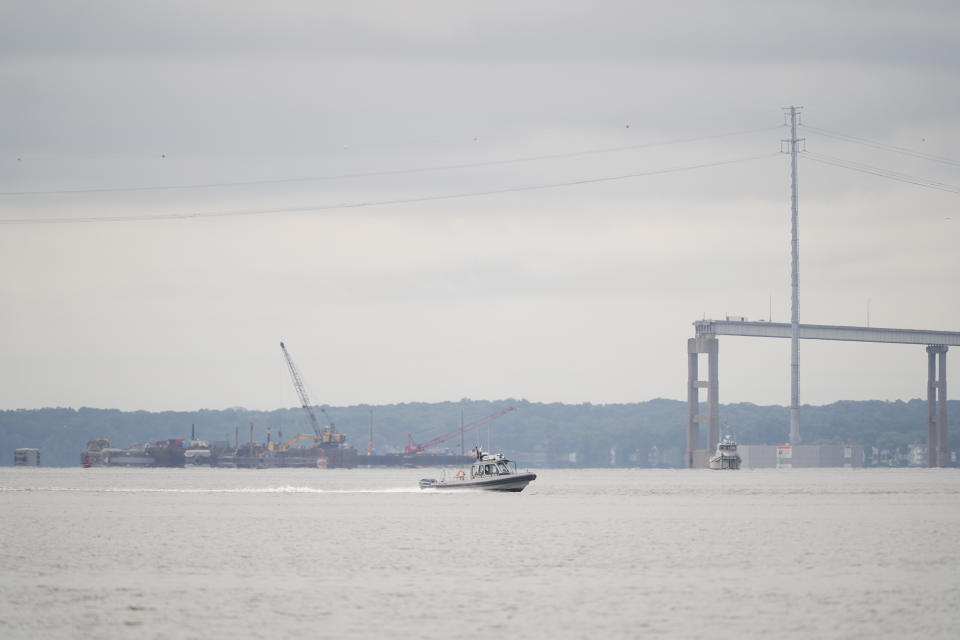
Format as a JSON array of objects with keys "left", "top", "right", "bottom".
[
  {"left": 0, "top": 1, "right": 957, "bottom": 410},
  {"left": 4, "top": 2, "right": 957, "bottom": 66}
]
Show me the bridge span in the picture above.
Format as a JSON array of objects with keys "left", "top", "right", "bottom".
[{"left": 687, "top": 319, "right": 960, "bottom": 469}]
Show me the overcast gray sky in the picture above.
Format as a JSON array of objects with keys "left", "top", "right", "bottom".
[{"left": 1, "top": 1, "right": 958, "bottom": 411}]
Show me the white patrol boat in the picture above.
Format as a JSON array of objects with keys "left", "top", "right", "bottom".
[
  {"left": 419, "top": 449, "right": 536, "bottom": 492},
  {"left": 709, "top": 435, "right": 741, "bottom": 470}
]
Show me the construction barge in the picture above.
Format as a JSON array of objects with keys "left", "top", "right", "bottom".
[
  {"left": 82, "top": 437, "right": 190, "bottom": 468},
  {"left": 80, "top": 343, "right": 511, "bottom": 470},
  {"left": 82, "top": 341, "right": 365, "bottom": 469},
  {"left": 81, "top": 435, "right": 477, "bottom": 469},
  {"left": 80, "top": 426, "right": 473, "bottom": 470},
  {"left": 81, "top": 426, "right": 363, "bottom": 469}
]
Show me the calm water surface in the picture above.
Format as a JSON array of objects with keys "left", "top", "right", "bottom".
[{"left": 1, "top": 467, "right": 959, "bottom": 639}]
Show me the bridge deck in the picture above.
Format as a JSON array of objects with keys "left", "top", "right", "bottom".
[{"left": 694, "top": 320, "right": 960, "bottom": 346}]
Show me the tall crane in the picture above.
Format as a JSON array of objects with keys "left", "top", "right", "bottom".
[
  {"left": 280, "top": 342, "right": 343, "bottom": 444},
  {"left": 405, "top": 407, "right": 516, "bottom": 453}
]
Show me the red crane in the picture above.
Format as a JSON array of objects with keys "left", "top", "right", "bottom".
[{"left": 404, "top": 407, "right": 517, "bottom": 453}]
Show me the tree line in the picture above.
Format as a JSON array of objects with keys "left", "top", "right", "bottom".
[{"left": 1, "top": 397, "right": 955, "bottom": 467}]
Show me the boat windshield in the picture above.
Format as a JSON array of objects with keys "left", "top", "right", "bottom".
[
  {"left": 474, "top": 462, "right": 502, "bottom": 477},
  {"left": 471, "top": 457, "right": 515, "bottom": 478}
]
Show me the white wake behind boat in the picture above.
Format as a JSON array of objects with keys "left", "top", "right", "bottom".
[{"left": 419, "top": 449, "right": 536, "bottom": 492}]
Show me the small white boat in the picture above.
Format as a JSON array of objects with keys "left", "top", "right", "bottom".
[
  {"left": 184, "top": 441, "right": 212, "bottom": 466},
  {"left": 709, "top": 435, "right": 741, "bottom": 470},
  {"left": 419, "top": 449, "right": 536, "bottom": 492}
]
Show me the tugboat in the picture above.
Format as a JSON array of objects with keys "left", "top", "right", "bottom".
[
  {"left": 419, "top": 449, "right": 536, "bottom": 492},
  {"left": 184, "top": 440, "right": 213, "bottom": 466},
  {"left": 709, "top": 435, "right": 741, "bottom": 470}
]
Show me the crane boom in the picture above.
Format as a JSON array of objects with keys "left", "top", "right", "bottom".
[
  {"left": 280, "top": 341, "right": 324, "bottom": 438},
  {"left": 405, "top": 407, "right": 516, "bottom": 453}
]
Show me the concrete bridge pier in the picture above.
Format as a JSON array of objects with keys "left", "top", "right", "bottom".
[
  {"left": 687, "top": 336, "right": 719, "bottom": 468},
  {"left": 687, "top": 320, "right": 959, "bottom": 469},
  {"left": 926, "top": 345, "right": 948, "bottom": 468}
]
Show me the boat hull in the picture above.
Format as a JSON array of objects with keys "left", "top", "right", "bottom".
[
  {"left": 709, "top": 455, "right": 741, "bottom": 470},
  {"left": 419, "top": 472, "right": 537, "bottom": 492}
]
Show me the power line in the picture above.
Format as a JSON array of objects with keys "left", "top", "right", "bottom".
[
  {"left": 0, "top": 125, "right": 781, "bottom": 197},
  {"left": 0, "top": 153, "right": 778, "bottom": 225},
  {"left": 801, "top": 124, "right": 960, "bottom": 167},
  {"left": 804, "top": 151, "right": 960, "bottom": 194}
]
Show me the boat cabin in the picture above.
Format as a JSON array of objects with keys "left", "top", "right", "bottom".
[{"left": 471, "top": 453, "right": 515, "bottom": 479}]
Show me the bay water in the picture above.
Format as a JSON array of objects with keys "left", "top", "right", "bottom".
[{"left": 2, "top": 467, "right": 958, "bottom": 638}]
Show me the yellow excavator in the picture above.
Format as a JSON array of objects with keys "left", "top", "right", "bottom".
[{"left": 269, "top": 429, "right": 345, "bottom": 453}]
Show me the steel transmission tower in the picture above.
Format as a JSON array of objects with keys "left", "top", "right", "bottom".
[{"left": 783, "top": 106, "right": 804, "bottom": 444}]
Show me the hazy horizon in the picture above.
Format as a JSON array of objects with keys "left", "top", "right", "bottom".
[{"left": 4, "top": 394, "right": 947, "bottom": 415}]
